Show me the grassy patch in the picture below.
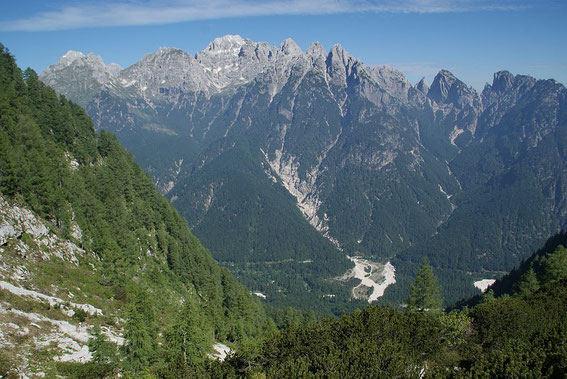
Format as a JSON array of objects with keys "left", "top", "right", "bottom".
[{"left": 30, "top": 259, "right": 117, "bottom": 314}]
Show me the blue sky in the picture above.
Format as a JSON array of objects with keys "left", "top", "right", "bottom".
[{"left": 0, "top": 0, "right": 566, "bottom": 90}]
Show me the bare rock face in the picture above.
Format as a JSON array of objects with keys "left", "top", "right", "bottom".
[
  {"left": 416, "top": 77, "right": 429, "bottom": 95},
  {"left": 326, "top": 44, "right": 356, "bottom": 86},
  {"left": 0, "top": 195, "right": 84, "bottom": 264},
  {"left": 40, "top": 51, "right": 121, "bottom": 106},
  {"left": 0, "top": 196, "right": 49, "bottom": 245},
  {"left": 366, "top": 65, "right": 412, "bottom": 102},
  {"left": 481, "top": 71, "right": 538, "bottom": 119},
  {"left": 195, "top": 35, "right": 267, "bottom": 90},
  {"left": 279, "top": 38, "right": 302, "bottom": 56},
  {"left": 428, "top": 69, "right": 481, "bottom": 110},
  {"left": 41, "top": 35, "right": 422, "bottom": 111}
]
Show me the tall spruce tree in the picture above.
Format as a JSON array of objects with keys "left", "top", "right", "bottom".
[
  {"left": 516, "top": 268, "right": 540, "bottom": 296},
  {"left": 122, "top": 289, "right": 158, "bottom": 373},
  {"left": 164, "top": 295, "right": 213, "bottom": 367},
  {"left": 407, "top": 258, "right": 443, "bottom": 312}
]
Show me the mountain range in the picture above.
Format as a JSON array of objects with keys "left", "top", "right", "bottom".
[{"left": 40, "top": 35, "right": 567, "bottom": 308}]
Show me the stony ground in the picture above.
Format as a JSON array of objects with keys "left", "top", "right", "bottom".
[{"left": 0, "top": 195, "right": 124, "bottom": 377}]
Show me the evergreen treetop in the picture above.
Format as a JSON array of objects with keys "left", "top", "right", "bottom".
[{"left": 407, "top": 257, "right": 443, "bottom": 312}]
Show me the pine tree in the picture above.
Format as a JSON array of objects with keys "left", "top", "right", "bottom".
[
  {"left": 480, "top": 289, "right": 495, "bottom": 303},
  {"left": 407, "top": 258, "right": 443, "bottom": 313},
  {"left": 516, "top": 268, "right": 539, "bottom": 296},
  {"left": 542, "top": 245, "right": 567, "bottom": 283},
  {"left": 88, "top": 325, "right": 118, "bottom": 366},
  {"left": 122, "top": 289, "right": 158, "bottom": 373},
  {"left": 165, "top": 295, "right": 213, "bottom": 366}
]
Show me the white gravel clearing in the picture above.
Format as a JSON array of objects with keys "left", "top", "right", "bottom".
[
  {"left": 474, "top": 279, "right": 496, "bottom": 292},
  {"left": 209, "top": 343, "right": 231, "bottom": 361},
  {"left": 340, "top": 257, "right": 396, "bottom": 303}
]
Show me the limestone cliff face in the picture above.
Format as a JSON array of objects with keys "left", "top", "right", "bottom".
[{"left": 40, "top": 50, "right": 121, "bottom": 106}]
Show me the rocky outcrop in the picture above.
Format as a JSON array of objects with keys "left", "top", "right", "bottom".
[
  {"left": 0, "top": 196, "right": 84, "bottom": 264},
  {"left": 0, "top": 196, "right": 49, "bottom": 245}
]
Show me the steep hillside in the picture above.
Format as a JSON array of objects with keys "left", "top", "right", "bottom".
[
  {"left": 0, "top": 43, "right": 273, "bottom": 377},
  {"left": 41, "top": 35, "right": 567, "bottom": 306}
]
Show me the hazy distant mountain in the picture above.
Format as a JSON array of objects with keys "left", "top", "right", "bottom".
[{"left": 41, "top": 35, "right": 567, "bottom": 306}]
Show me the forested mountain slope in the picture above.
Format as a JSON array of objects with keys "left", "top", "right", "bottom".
[
  {"left": 41, "top": 35, "right": 567, "bottom": 307},
  {"left": 0, "top": 43, "right": 273, "bottom": 377}
]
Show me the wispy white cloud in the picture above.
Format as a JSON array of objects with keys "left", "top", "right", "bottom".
[{"left": 0, "top": 0, "right": 534, "bottom": 31}]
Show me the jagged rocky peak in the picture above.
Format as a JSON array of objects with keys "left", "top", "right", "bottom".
[
  {"left": 59, "top": 50, "right": 85, "bottom": 66},
  {"left": 429, "top": 69, "right": 479, "bottom": 109},
  {"left": 306, "top": 41, "right": 326, "bottom": 57},
  {"left": 196, "top": 35, "right": 255, "bottom": 69},
  {"left": 329, "top": 44, "right": 353, "bottom": 65},
  {"left": 137, "top": 46, "right": 191, "bottom": 65},
  {"left": 194, "top": 35, "right": 274, "bottom": 90},
  {"left": 481, "top": 71, "right": 540, "bottom": 113},
  {"left": 305, "top": 41, "right": 327, "bottom": 70},
  {"left": 485, "top": 70, "right": 537, "bottom": 96},
  {"left": 118, "top": 46, "right": 207, "bottom": 96},
  {"left": 428, "top": 69, "right": 457, "bottom": 104},
  {"left": 416, "top": 77, "right": 429, "bottom": 94},
  {"left": 46, "top": 50, "right": 121, "bottom": 74},
  {"left": 84, "top": 53, "right": 110, "bottom": 69},
  {"left": 124, "top": 46, "right": 193, "bottom": 78},
  {"left": 328, "top": 44, "right": 357, "bottom": 70},
  {"left": 491, "top": 70, "right": 515, "bottom": 93},
  {"left": 197, "top": 35, "right": 262, "bottom": 68},
  {"left": 204, "top": 34, "right": 247, "bottom": 55},
  {"left": 279, "top": 38, "right": 302, "bottom": 56},
  {"left": 106, "top": 62, "right": 122, "bottom": 76},
  {"left": 239, "top": 40, "right": 272, "bottom": 60},
  {"left": 155, "top": 46, "right": 184, "bottom": 55},
  {"left": 365, "top": 65, "right": 412, "bottom": 101},
  {"left": 326, "top": 44, "right": 357, "bottom": 84},
  {"left": 133, "top": 47, "right": 195, "bottom": 75},
  {"left": 40, "top": 50, "right": 122, "bottom": 103}
]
